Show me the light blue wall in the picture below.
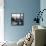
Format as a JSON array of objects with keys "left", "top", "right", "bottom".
[
  {"left": 40, "top": 0, "right": 46, "bottom": 44},
  {"left": 40, "top": 0, "right": 46, "bottom": 27},
  {"left": 4, "top": 0, "right": 40, "bottom": 42}
]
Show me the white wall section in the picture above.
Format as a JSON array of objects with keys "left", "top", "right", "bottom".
[{"left": 0, "top": 0, "right": 4, "bottom": 42}]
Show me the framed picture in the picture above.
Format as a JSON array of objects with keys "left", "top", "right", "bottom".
[{"left": 11, "top": 13, "right": 24, "bottom": 26}]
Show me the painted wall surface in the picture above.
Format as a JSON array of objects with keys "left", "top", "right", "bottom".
[
  {"left": 0, "top": 0, "right": 4, "bottom": 42},
  {"left": 4, "top": 0, "right": 40, "bottom": 42},
  {"left": 40, "top": 0, "right": 46, "bottom": 27}
]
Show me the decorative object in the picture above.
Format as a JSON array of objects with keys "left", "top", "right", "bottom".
[
  {"left": 23, "top": 32, "right": 34, "bottom": 46},
  {"left": 17, "top": 32, "right": 34, "bottom": 46},
  {"left": 11, "top": 13, "right": 24, "bottom": 26},
  {"left": 33, "top": 9, "right": 46, "bottom": 24}
]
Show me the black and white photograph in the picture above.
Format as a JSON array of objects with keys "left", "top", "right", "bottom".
[{"left": 11, "top": 13, "right": 24, "bottom": 26}]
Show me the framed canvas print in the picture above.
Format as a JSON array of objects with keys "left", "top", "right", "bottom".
[{"left": 11, "top": 13, "right": 24, "bottom": 26}]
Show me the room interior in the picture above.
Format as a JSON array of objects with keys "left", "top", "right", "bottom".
[{"left": 0, "top": 0, "right": 46, "bottom": 46}]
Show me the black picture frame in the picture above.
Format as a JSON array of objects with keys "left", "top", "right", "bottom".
[{"left": 11, "top": 13, "right": 24, "bottom": 26}]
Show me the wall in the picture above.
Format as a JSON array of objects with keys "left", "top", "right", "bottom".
[
  {"left": 0, "top": 0, "right": 4, "bottom": 42},
  {"left": 40, "top": 0, "right": 46, "bottom": 27},
  {"left": 4, "top": 0, "right": 40, "bottom": 42}
]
